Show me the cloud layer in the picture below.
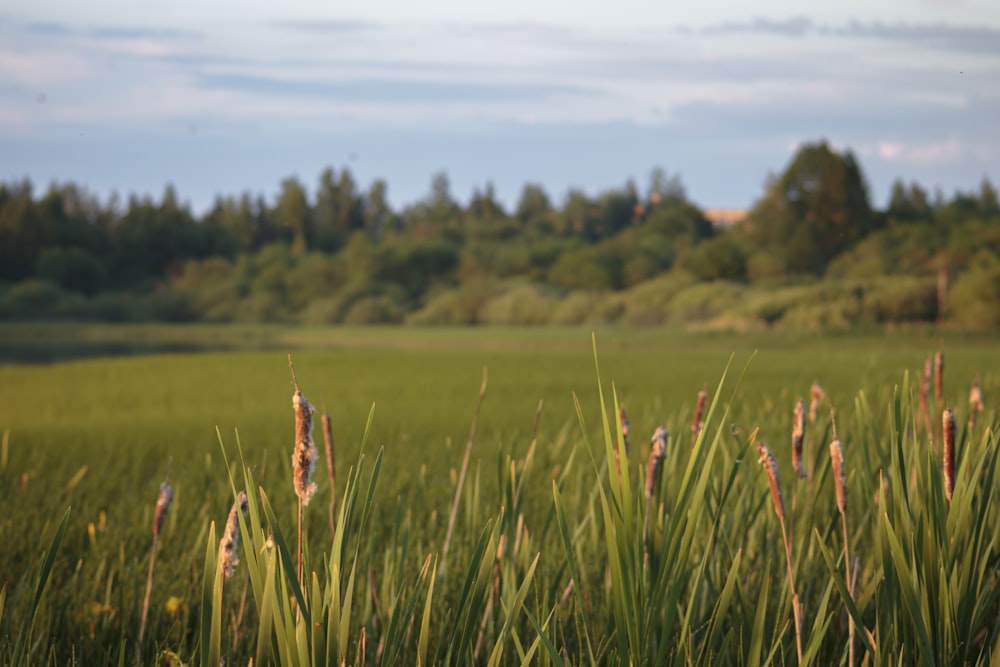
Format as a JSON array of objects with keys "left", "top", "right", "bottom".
[{"left": 0, "top": 11, "right": 997, "bottom": 210}]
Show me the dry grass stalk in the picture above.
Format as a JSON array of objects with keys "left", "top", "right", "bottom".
[
  {"left": 321, "top": 404, "right": 336, "bottom": 542},
  {"left": 219, "top": 491, "right": 249, "bottom": 578},
  {"left": 475, "top": 535, "right": 506, "bottom": 660},
  {"left": 439, "top": 367, "right": 488, "bottom": 579},
  {"left": 969, "top": 379, "right": 984, "bottom": 432},
  {"left": 792, "top": 400, "right": 808, "bottom": 479},
  {"left": 692, "top": 388, "right": 707, "bottom": 445},
  {"left": 920, "top": 357, "right": 933, "bottom": 443},
  {"left": 356, "top": 626, "right": 367, "bottom": 667},
  {"left": 809, "top": 382, "right": 825, "bottom": 425},
  {"left": 756, "top": 437, "right": 802, "bottom": 663},
  {"left": 137, "top": 479, "right": 173, "bottom": 664},
  {"left": 942, "top": 408, "right": 956, "bottom": 503}
]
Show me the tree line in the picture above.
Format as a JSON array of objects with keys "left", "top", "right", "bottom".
[{"left": 2, "top": 141, "right": 999, "bottom": 328}]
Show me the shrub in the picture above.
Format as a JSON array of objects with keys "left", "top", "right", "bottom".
[
  {"left": 618, "top": 271, "right": 696, "bottom": 326},
  {"left": 946, "top": 250, "right": 1000, "bottom": 328},
  {"left": 861, "top": 276, "right": 938, "bottom": 323},
  {"left": 479, "top": 282, "right": 562, "bottom": 325},
  {"left": 406, "top": 281, "right": 500, "bottom": 325},
  {"left": 342, "top": 295, "right": 406, "bottom": 324}
]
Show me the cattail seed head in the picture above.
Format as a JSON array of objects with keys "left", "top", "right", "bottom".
[
  {"left": 970, "top": 380, "right": 984, "bottom": 413},
  {"left": 942, "top": 408, "right": 956, "bottom": 502},
  {"left": 809, "top": 382, "right": 825, "bottom": 424},
  {"left": 756, "top": 441, "right": 785, "bottom": 521},
  {"left": 619, "top": 403, "right": 631, "bottom": 455},
  {"left": 153, "top": 481, "right": 173, "bottom": 537},
  {"left": 219, "top": 491, "right": 249, "bottom": 578},
  {"left": 645, "top": 426, "right": 668, "bottom": 498},
  {"left": 293, "top": 389, "right": 319, "bottom": 506},
  {"left": 792, "top": 400, "right": 807, "bottom": 479},
  {"left": 969, "top": 379, "right": 984, "bottom": 431},
  {"left": 692, "top": 389, "right": 707, "bottom": 442},
  {"left": 830, "top": 439, "right": 847, "bottom": 515}
]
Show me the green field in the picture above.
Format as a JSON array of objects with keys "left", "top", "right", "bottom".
[{"left": 1, "top": 325, "right": 999, "bottom": 665}]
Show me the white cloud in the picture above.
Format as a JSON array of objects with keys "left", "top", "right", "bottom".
[
  {"left": 0, "top": 45, "right": 95, "bottom": 86},
  {"left": 874, "top": 138, "right": 962, "bottom": 164},
  {"left": 877, "top": 141, "right": 904, "bottom": 159}
]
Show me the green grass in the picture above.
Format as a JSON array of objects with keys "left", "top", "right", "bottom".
[{"left": 1, "top": 324, "right": 999, "bottom": 664}]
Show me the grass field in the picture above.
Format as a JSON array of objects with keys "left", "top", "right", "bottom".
[{"left": 1, "top": 324, "right": 999, "bottom": 665}]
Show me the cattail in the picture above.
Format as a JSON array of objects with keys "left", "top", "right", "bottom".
[
  {"left": 645, "top": 426, "right": 668, "bottom": 498},
  {"left": 969, "top": 379, "right": 984, "bottom": 432},
  {"left": 756, "top": 441, "right": 785, "bottom": 520},
  {"left": 292, "top": 389, "right": 318, "bottom": 506},
  {"left": 138, "top": 479, "right": 173, "bottom": 664},
  {"left": 792, "top": 400, "right": 807, "bottom": 479},
  {"left": 830, "top": 439, "right": 847, "bottom": 514},
  {"left": 219, "top": 491, "right": 249, "bottom": 578},
  {"left": 809, "top": 382, "right": 825, "bottom": 424},
  {"left": 942, "top": 408, "right": 955, "bottom": 503},
  {"left": 830, "top": 437, "right": 853, "bottom": 667},
  {"left": 934, "top": 350, "right": 944, "bottom": 406},
  {"left": 153, "top": 481, "right": 173, "bottom": 536},
  {"left": 756, "top": 436, "right": 801, "bottom": 662},
  {"left": 692, "top": 388, "right": 707, "bottom": 444},
  {"left": 643, "top": 426, "right": 669, "bottom": 563}
]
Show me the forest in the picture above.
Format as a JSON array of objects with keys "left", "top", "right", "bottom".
[{"left": 2, "top": 140, "right": 999, "bottom": 329}]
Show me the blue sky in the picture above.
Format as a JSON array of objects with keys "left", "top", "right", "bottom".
[{"left": 1, "top": 0, "right": 998, "bottom": 213}]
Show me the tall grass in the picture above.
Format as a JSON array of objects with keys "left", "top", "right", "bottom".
[{"left": 1, "top": 333, "right": 1000, "bottom": 664}]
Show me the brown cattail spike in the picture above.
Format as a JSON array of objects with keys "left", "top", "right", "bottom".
[
  {"left": 619, "top": 402, "right": 631, "bottom": 456},
  {"left": 756, "top": 441, "right": 786, "bottom": 521},
  {"left": 970, "top": 379, "right": 984, "bottom": 412},
  {"left": 645, "top": 426, "right": 668, "bottom": 499},
  {"left": 809, "top": 382, "right": 825, "bottom": 424},
  {"left": 942, "top": 408, "right": 956, "bottom": 503},
  {"left": 293, "top": 389, "right": 319, "bottom": 506},
  {"left": 830, "top": 439, "right": 847, "bottom": 515},
  {"left": 792, "top": 400, "right": 807, "bottom": 479},
  {"left": 219, "top": 491, "right": 249, "bottom": 578},
  {"left": 153, "top": 481, "right": 173, "bottom": 536},
  {"left": 969, "top": 379, "right": 984, "bottom": 432},
  {"left": 692, "top": 388, "right": 708, "bottom": 444}
]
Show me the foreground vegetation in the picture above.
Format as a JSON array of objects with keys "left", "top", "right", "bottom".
[{"left": 1, "top": 327, "right": 999, "bottom": 664}]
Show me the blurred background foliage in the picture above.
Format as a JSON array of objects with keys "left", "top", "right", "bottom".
[{"left": 2, "top": 141, "right": 998, "bottom": 329}]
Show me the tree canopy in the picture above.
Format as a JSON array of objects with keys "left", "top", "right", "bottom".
[{"left": 1, "top": 142, "right": 998, "bottom": 329}]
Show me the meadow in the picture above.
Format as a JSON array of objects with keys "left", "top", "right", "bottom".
[{"left": 1, "top": 324, "right": 999, "bottom": 665}]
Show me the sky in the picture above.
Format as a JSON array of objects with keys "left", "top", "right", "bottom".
[{"left": 1, "top": 0, "right": 998, "bottom": 214}]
